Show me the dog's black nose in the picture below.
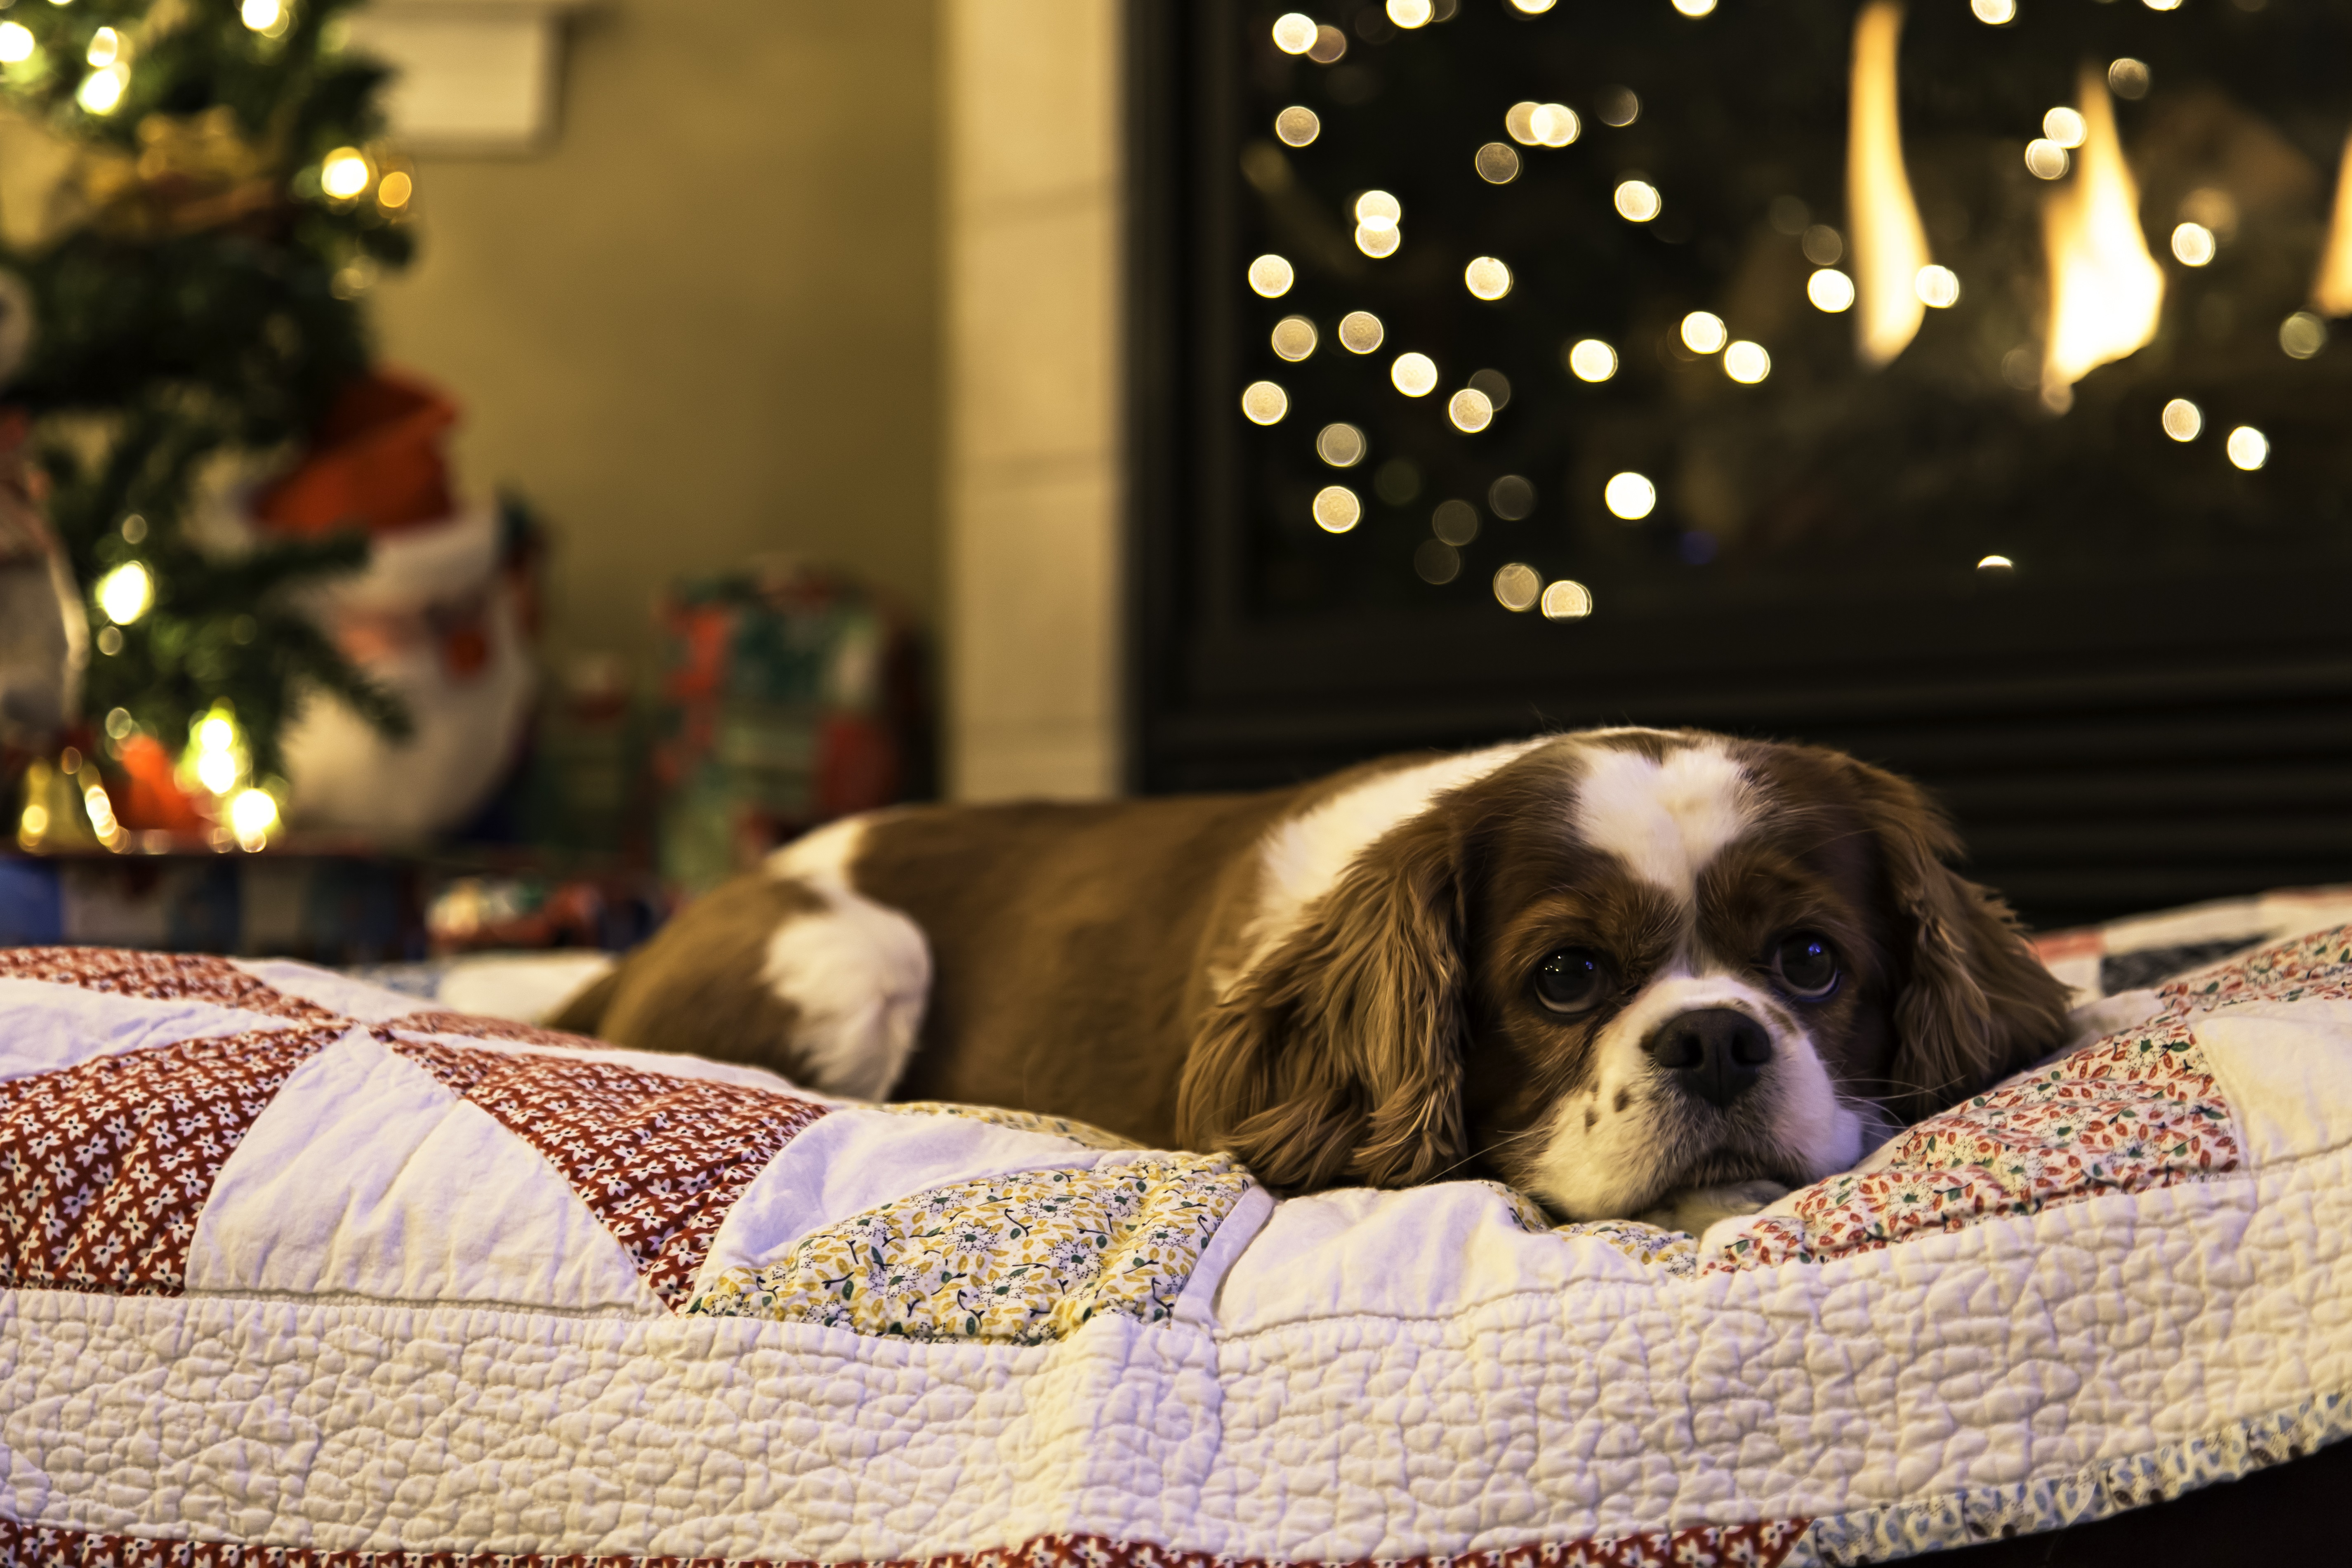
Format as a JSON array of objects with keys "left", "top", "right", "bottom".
[{"left": 1648, "top": 1008, "right": 1772, "bottom": 1109}]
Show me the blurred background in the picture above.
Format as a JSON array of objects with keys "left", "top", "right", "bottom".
[{"left": 1, "top": 0, "right": 2347, "bottom": 986}]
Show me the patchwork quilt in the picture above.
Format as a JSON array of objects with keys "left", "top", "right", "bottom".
[{"left": 2, "top": 928, "right": 2350, "bottom": 1566}]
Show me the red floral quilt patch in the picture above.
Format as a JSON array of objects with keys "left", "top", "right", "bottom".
[
  {"left": 0, "top": 1025, "right": 345, "bottom": 1293},
  {"left": 382, "top": 1035, "right": 829, "bottom": 1306},
  {"left": 0, "top": 947, "right": 344, "bottom": 1026}
]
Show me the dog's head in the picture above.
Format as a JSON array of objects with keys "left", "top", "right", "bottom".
[{"left": 1177, "top": 730, "right": 2072, "bottom": 1216}]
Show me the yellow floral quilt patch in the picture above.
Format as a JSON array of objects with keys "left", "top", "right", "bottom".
[{"left": 686, "top": 1153, "right": 1254, "bottom": 1343}]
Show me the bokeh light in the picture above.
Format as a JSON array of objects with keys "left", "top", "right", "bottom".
[
  {"left": 1492, "top": 563, "right": 1541, "bottom": 611},
  {"left": 1680, "top": 311, "right": 1727, "bottom": 354},
  {"left": 96, "top": 561, "right": 153, "bottom": 624},
  {"left": 1614, "top": 180, "right": 1661, "bottom": 222},
  {"left": 2226, "top": 426, "right": 2269, "bottom": 470},
  {"left": 377, "top": 170, "right": 413, "bottom": 209},
  {"left": 1317, "top": 422, "right": 1367, "bottom": 466},
  {"left": 2171, "top": 222, "right": 2216, "bottom": 266},
  {"left": 1308, "top": 23, "right": 1347, "bottom": 61},
  {"left": 1468, "top": 368, "right": 1512, "bottom": 410},
  {"left": 1475, "top": 143, "right": 1521, "bottom": 183},
  {"left": 1914, "top": 265, "right": 1961, "bottom": 308},
  {"left": 1971, "top": 0, "right": 2015, "bottom": 22},
  {"left": 1247, "top": 254, "right": 1295, "bottom": 297},
  {"left": 1271, "top": 315, "right": 1318, "bottom": 361},
  {"left": 1338, "top": 311, "right": 1385, "bottom": 352},
  {"left": 1977, "top": 554, "right": 2015, "bottom": 570},
  {"left": 1595, "top": 87, "right": 1639, "bottom": 127},
  {"left": 241, "top": 0, "right": 286, "bottom": 31},
  {"left": 2161, "top": 398, "right": 2202, "bottom": 442},
  {"left": 1433, "top": 500, "right": 1480, "bottom": 544},
  {"left": 1313, "top": 485, "right": 1364, "bottom": 532},
  {"left": 1801, "top": 224, "right": 1843, "bottom": 266},
  {"left": 0, "top": 23, "right": 33, "bottom": 62},
  {"left": 1447, "top": 389, "right": 1494, "bottom": 432},
  {"left": 229, "top": 788, "right": 279, "bottom": 851},
  {"left": 1604, "top": 472, "right": 1657, "bottom": 520},
  {"left": 1387, "top": 0, "right": 1434, "bottom": 26},
  {"left": 85, "top": 26, "right": 121, "bottom": 66},
  {"left": 2024, "top": 139, "right": 2069, "bottom": 180},
  {"left": 1671, "top": 0, "right": 1717, "bottom": 15},
  {"left": 2043, "top": 107, "right": 2086, "bottom": 148},
  {"left": 1488, "top": 473, "right": 1535, "bottom": 518},
  {"left": 1390, "top": 351, "right": 1438, "bottom": 396},
  {"left": 1540, "top": 580, "right": 1594, "bottom": 619},
  {"left": 1566, "top": 339, "right": 1617, "bottom": 381},
  {"left": 76, "top": 65, "right": 127, "bottom": 114},
  {"left": 1723, "top": 340, "right": 1771, "bottom": 383},
  {"left": 2108, "top": 58, "right": 2151, "bottom": 99},
  {"left": 1272, "top": 13, "right": 1317, "bottom": 53},
  {"left": 1275, "top": 106, "right": 1321, "bottom": 146},
  {"left": 1464, "top": 256, "right": 1513, "bottom": 300},
  {"left": 1414, "top": 540, "right": 1461, "bottom": 584},
  {"left": 2279, "top": 311, "right": 2328, "bottom": 360},
  {"left": 1240, "top": 380, "right": 1289, "bottom": 424},
  {"left": 321, "top": 146, "right": 373, "bottom": 198},
  {"left": 1808, "top": 269, "right": 1856, "bottom": 312}
]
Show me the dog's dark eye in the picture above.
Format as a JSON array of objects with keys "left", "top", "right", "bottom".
[
  {"left": 1534, "top": 948, "right": 1610, "bottom": 1015},
  {"left": 1771, "top": 932, "right": 1841, "bottom": 1000}
]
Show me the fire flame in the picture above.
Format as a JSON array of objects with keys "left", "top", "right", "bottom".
[
  {"left": 1845, "top": 2, "right": 1932, "bottom": 368},
  {"left": 2039, "top": 67, "right": 2163, "bottom": 410},
  {"left": 2311, "top": 130, "right": 2352, "bottom": 317}
]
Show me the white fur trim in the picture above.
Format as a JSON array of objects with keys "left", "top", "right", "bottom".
[{"left": 1570, "top": 742, "right": 1756, "bottom": 905}]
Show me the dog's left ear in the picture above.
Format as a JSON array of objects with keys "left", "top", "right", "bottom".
[
  {"left": 1839, "top": 756, "right": 2072, "bottom": 1121},
  {"left": 1177, "top": 808, "right": 1471, "bottom": 1195}
]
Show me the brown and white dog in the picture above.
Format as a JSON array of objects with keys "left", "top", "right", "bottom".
[{"left": 554, "top": 729, "right": 2070, "bottom": 1227}]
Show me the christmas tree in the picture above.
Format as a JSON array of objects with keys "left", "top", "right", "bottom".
[{"left": 2, "top": 0, "right": 413, "bottom": 839}]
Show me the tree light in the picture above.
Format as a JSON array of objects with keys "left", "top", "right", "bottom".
[
  {"left": 242, "top": 0, "right": 287, "bottom": 31},
  {"left": 0, "top": 24, "right": 33, "bottom": 63},
  {"left": 321, "top": 147, "right": 373, "bottom": 199},
  {"left": 230, "top": 788, "right": 279, "bottom": 849},
  {"left": 96, "top": 561, "right": 153, "bottom": 624},
  {"left": 76, "top": 64, "right": 127, "bottom": 114}
]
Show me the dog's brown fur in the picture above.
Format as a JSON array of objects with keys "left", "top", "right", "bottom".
[{"left": 557, "top": 736, "right": 2072, "bottom": 1204}]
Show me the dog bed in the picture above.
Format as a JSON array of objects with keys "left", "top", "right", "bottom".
[{"left": 0, "top": 922, "right": 2348, "bottom": 1566}]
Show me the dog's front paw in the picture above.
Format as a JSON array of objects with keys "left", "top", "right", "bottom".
[{"left": 1634, "top": 1179, "right": 1791, "bottom": 1235}]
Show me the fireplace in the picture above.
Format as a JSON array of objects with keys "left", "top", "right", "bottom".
[{"left": 1127, "top": 0, "right": 2352, "bottom": 929}]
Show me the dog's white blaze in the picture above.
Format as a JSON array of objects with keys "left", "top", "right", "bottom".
[
  {"left": 1232, "top": 738, "right": 1551, "bottom": 993},
  {"left": 1572, "top": 743, "right": 1756, "bottom": 905},
  {"left": 759, "top": 815, "right": 932, "bottom": 1099},
  {"left": 1523, "top": 970, "right": 1864, "bottom": 1220}
]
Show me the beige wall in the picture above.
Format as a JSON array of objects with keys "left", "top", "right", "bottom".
[
  {"left": 941, "top": 0, "right": 1124, "bottom": 799},
  {"left": 372, "top": 0, "right": 942, "bottom": 683}
]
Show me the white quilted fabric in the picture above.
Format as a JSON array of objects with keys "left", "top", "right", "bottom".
[{"left": 1, "top": 933, "right": 2348, "bottom": 1566}]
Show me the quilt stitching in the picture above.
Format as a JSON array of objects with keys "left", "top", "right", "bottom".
[
  {"left": 0, "top": 1026, "right": 344, "bottom": 1294},
  {"left": 382, "top": 1035, "right": 829, "bottom": 1308}
]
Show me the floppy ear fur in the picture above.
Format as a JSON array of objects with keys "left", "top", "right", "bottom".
[
  {"left": 1177, "top": 809, "right": 1470, "bottom": 1194},
  {"left": 1841, "top": 757, "right": 2072, "bottom": 1120}
]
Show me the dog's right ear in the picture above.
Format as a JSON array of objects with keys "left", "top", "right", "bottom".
[{"left": 1177, "top": 809, "right": 1471, "bottom": 1195}]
